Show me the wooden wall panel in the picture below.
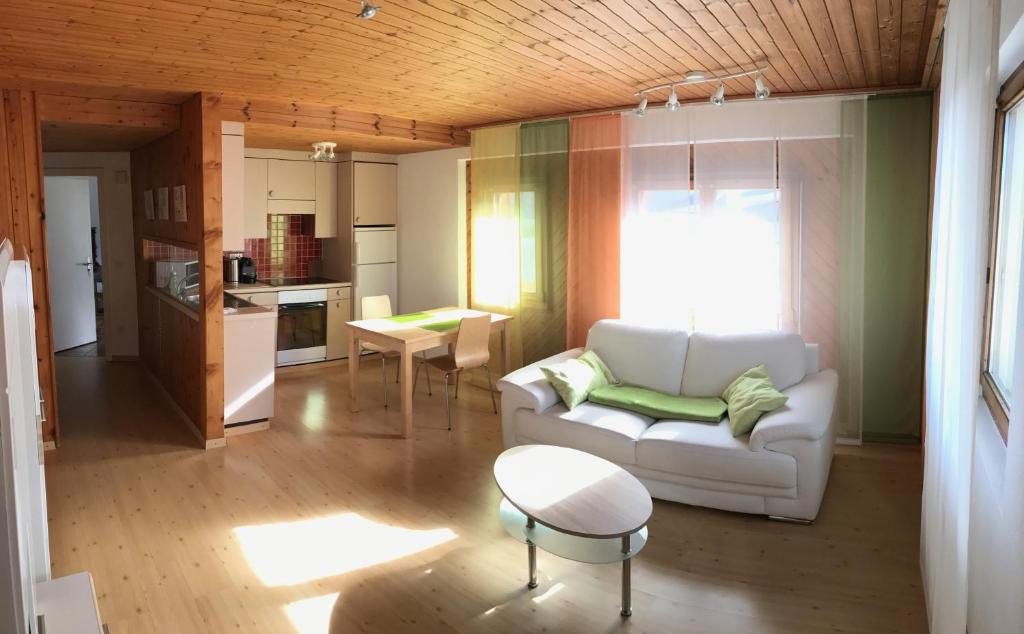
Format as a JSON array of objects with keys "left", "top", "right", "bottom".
[
  {"left": 131, "top": 92, "right": 224, "bottom": 446},
  {"left": 0, "top": 89, "right": 59, "bottom": 445}
]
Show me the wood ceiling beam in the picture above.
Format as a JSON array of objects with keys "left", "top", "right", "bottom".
[
  {"left": 220, "top": 96, "right": 469, "bottom": 147},
  {"left": 35, "top": 94, "right": 180, "bottom": 132}
]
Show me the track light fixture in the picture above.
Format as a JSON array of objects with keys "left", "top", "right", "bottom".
[
  {"left": 356, "top": 0, "right": 379, "bottom": 19},
  {"left": 754, "top": 72, "right": 771, "bottom": 100},
  {"left": 710, "top": 82, "right": 725, "bottom": 107},
  {"left": 665, "top": 86, "right": 680, "bottom": 112},
  {"left": 635, "top": 94, "right": 648, "bottom": 117},
  {"left": 632, "top": 65, "right": 770, "bottom": 115}
]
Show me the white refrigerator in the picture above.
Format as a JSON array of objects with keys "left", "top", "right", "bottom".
[{"left": 353, "top": 227, "right": 397, "bottom": 319}]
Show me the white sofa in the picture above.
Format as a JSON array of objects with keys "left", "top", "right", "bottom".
[{"left": 497, "top": 320, "right": 838, "bottom": 522}]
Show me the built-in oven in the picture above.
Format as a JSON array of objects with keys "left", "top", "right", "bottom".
[{"left": 276, "top": 288, "right": 328, "bottom": 366}]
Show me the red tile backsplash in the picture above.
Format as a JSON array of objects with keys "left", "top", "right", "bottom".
[{"left": 243, "top": 214, "right": 323, "bottom": 280}]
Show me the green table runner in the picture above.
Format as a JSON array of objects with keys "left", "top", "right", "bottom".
[{"left": 384, "top": 312, "right": 462, "bottom": 333}]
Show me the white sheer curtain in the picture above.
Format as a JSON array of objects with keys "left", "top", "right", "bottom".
[
  {"left": 620, "top": 108, "right": 692, "bottom": 327},
  {"left": 619, "top": 97, "right": 864, "bottom": 439},
  {"left": 921, "top": 0, "right": 998, "bottom": 631}
]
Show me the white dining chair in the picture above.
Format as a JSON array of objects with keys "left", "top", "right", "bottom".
[
  {"left": 412, "top": 314, "right": 497, "bottom": 430},
  {"left": 360, "top": 295, "right": 430, "bottom": 408}
]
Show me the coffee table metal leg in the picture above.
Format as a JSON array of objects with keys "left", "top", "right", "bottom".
[
  {"left": 621, "top": 535, "right": 632, "bottom": 617},
  {"left": 526, "top": 518, "right": 538, "bottom": 589}
]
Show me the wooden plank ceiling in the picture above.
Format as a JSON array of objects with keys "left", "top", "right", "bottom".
[{"left": 0, "top": 0, "right": 943, "bottom": 134}]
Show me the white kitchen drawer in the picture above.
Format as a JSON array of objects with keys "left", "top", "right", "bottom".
[{"left": 234, "top": 291, "right": 278, "bottom": 307}]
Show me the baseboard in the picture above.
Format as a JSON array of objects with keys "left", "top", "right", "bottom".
[
  {"left": 42, "top": 441, "right": 56, "bottom": 452},
  {"left": 225, "top": 419, "right": 269, "bottom": 436},
  {"left": 835, "top": 437, "right": 862, "bottom": 446}
]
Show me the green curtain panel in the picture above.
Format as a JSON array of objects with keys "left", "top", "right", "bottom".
[
  {"left": 469, "top": 121, "right": 569, "bottom": 369},
  {"left": 862, "top": 93, "right": 933, "bottom": 441},
  {"left": 518, "top": 120, "right": 569, "bottom": 365}
]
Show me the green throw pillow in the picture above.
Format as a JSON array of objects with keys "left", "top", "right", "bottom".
[
  {"left": 540, "top": 351, "right": 616, "bottom": 410},
  {"left": 589, "top": 384, "right": 726, "bottom": 422},
  {"left": 721, "top": 364, "right": 789, "bottom": 437}
]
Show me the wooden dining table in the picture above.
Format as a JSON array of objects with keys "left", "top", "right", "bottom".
[{"left": 346, "top": 307, "right": 514, "bottom": 437}]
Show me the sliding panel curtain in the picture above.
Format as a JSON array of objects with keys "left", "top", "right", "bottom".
[
  {"left": 567, "top": 114, "right": 621, "bottom": 348},
  {"left": 620, "top": 108, "right": 691, "bottom": 327},
  {"left": 921, "top": 0, "right": 998, "bottom": 630},
  {"left": 691, "top": 131, "right": 778, "bottom": 333},
  {"left": 470, "top": 125, "right": 522, "bottom": 366},
  {"left": 778, "top": 98, "right": 865, "bottom": 441},
  {"left": 518, "top": 120, "right": 569, "bottom": 365}
]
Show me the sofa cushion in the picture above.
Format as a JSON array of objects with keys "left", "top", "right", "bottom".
[
  {"left": 586, "top": 320, "right": 689, "bottom": 395},
  {"left": 589, "top": 384, "right": 726, "bottom": 422},
  {"left": 681, "top": 332, "right": 807, "bottom": 397},
  {"left": 636, "top": 420, "right": 797, "bottom": 489},
  {"left": 514, "top": 402, "right": 654, "bottom": 465}
]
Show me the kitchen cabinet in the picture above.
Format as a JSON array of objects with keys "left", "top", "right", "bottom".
[
  {"left": 243, "top": 158, "right": 268, "bottom": 238},
  {"left": 315, "top": 162, "right": 338, "bottom": 238},
  {"left": 268, "top": 159, "right": 315, "bottom": 201},
  {"left": 221, "top": 122, "right": 245, "bottom": 251},
  {"left": 326, "top": 288, "right": 352, "bottom": 360},
  {"left": 353, "top": 162, "right": 397, "bottom": 226}
]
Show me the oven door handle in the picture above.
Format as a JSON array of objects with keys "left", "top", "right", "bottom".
[{"left": 278, "top": 301, "right": 327, "bottom": 311}]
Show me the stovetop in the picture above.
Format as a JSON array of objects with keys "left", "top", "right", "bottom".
[{"left": 264, "top": 276, "right": 342, "bottom": 287}]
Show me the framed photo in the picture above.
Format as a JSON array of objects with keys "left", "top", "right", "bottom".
[
  {"left": 157, "top": 187, "right": 169, "bottom": 220},
  {"left": 173, "top": 185, "right": 187, "bottom": 222},
  {"left": 143, "top": 190, "right": 155, "bottom": 220}
]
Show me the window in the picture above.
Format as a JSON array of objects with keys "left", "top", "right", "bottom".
[{"left": 982, "top": 85, "right": 1024, "bottom": 440}]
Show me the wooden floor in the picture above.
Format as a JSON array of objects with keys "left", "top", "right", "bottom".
[{"left": 46, "top": 356, "right": 928, "bottom": 633}]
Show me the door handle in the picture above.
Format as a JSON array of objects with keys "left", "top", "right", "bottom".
[{"left": 76, "top": 256, "right": 93, "bottom": 273}]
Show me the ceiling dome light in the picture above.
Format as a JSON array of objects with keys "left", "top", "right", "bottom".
[
  {"left": 685, "top": 70, "right": 707, "bottom": 83},
  {"left": 635, "top": 94, "right": 648, "bottom": 117},
  {"left": 665, "top": 86, "right": 681, "bottom": 112},
  {"left": 754, "top": 72, "right": 771, "bottom": 101},
  {"left": 357, "top": 0, "right": 379, "bottom": 19},
  {"left": 710, "top": 82, "right": 725, "bottom": 107}
]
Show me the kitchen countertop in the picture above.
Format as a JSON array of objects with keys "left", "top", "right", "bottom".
[{"left": 223, "top": 292, "right": 274, "bottom": 317}]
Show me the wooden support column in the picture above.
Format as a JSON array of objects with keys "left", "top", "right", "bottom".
[
  {"left": 196, "top": 93, "right": 224, "bottom": 446},
  {"left": 0, "top": 89, "right": 59, "bottom": 445}
]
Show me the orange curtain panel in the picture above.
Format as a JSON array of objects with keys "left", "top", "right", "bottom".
[{"left": 566, "top": 114, "right": 622, "bottom": 349}]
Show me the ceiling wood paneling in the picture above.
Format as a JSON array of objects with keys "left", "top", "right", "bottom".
[{"left": 0, "top": 0, "right": 942, "bottom": 130}]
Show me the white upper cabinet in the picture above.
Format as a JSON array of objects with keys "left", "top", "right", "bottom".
[
  {"left": 315, "top": 162, "right": 338, "bottom": 238},
  {"left": 243, "top": 158, "right": 269, "bottom": 238},
  {"left": 353, "top": 162, "right": 397, "bottom": 226},
  {"left": 221, "top": 122, "right": 246, "bottom": 251},
  {"left": 267, "top": 159, "right": 316, "bottom": 201}
]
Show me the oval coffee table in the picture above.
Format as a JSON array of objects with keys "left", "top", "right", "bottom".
[{"left": 493, "top": 445, "right": 653, "bottom": 617}]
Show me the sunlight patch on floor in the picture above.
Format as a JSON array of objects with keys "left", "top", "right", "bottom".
[
  {"left": 286, "top": 592, "right": 340, "bottom": 634},
  {"left": 235, "top": 512, "right": 457, "bottom": 587}
]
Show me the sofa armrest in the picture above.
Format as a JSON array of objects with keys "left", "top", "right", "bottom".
[
  {"left": 497, "top": 348, "right": 583, "bottom": 413},
  {"left": 749, "top": 369, "right": 838, "bottom": 451}
]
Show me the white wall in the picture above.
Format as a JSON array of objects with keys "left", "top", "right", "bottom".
[
  {"left": 42, "top": 153, "right": 138, "bottom": 358},
  {"left": 395, "top": 146, "right": 470, "bottom": 314}
]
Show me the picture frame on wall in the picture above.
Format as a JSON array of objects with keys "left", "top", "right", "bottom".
[
  {"left": 157, "top": 187, "right": 169, "bottom": 220},
  {"left": 144, "top": 190, "right": 155, "bottom": 220},
  {"left": 173, "top": 185, "right": 187, "bottom": 222}
]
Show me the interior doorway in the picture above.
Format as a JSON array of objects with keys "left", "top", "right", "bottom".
[{"left": 44, "top": 175, "right": 104, "bottom": 357}]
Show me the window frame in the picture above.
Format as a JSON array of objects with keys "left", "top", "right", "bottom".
[{"left": 980, "top": 64, "right": 1024, "bottom": 443}]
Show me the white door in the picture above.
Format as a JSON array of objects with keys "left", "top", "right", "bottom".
[
  {"left": 353, "top": 262, "right": 397, "bottom": 319},
  {"left": 44, "top": 177, "right": 97, "bottom": 352}
]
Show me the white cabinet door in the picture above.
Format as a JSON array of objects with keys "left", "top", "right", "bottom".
[
  {"left": 315, "top": 162, "right": 338, "bottom": 238},
  {"left": 353, "top": 262, "right": 397, "bottom": 319},
  {"left": 353, "top": 228, "right": 397, "bottom": 264},
  {"left": 353, "top": 162, "right": 397, "bottom": 226},
  {"left": 325, "top": 297, "right": 351, "bottom": 360},
  {"left": 221, "top": 129, "right": 245, "bottom": 251},
  {"left": 243, "top": 158, "right": 268, "bottom": 238},
  {"left": 268, "top": 159, "right": 315, "bottom": 201}
]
